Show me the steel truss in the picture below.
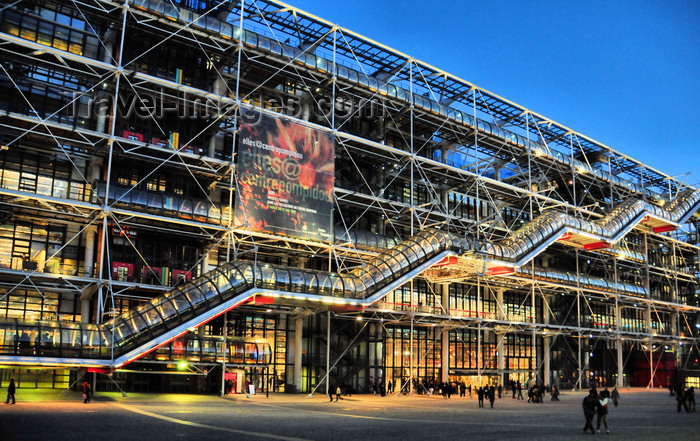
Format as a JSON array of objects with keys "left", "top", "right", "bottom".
[{"left": 0, "top": 0, "right": 698, "bottom": 392}]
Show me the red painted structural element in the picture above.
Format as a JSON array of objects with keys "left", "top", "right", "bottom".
[
  {"left": 486, "top": 266, "right": 514, "bottom": 276},
  {"left": 434, "top": 256, "right": 459, "bottom": 267},
  {"left": 583, "top": 241, "right": 609, "bottom": 251},
  {"left": 652, "top": 225, "right": 676, "bottom": 233}
]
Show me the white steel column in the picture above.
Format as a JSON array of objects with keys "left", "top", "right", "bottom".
[
  {"left": 441, "top": 283, "right": 449, "bottom": 382},
  {"left": 496, "top": 288, "right": 505, "bottom": 387},
  {"left": 83, "top": 225, "right": 97, "bottom": 279},
  {"left": 543, "top": 294, "right": 551, "bottom": 388},
  {"left": 543, "top": 336, "right": 551, "bottom": 387},
  {"left": 294, "top": 315, "right": 303, "bottom": 393}
]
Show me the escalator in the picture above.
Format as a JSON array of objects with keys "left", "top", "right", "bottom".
[
  {"left": 1, "top": 190, "right": 698, "bottom": 368},
  {"left": 425, "top": 188, "right": 700, "bottom": 279},
  {"left": 0, "top": 230, "right": 468, "bottom": 369}
]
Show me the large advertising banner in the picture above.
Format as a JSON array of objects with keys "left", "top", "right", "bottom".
[{"left": 235, "top": 110, "right": 335, "bottom": 242}]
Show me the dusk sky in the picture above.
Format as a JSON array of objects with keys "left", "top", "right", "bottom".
[{"left": 285, "top": 0, "right": 700, "bottom": 189}]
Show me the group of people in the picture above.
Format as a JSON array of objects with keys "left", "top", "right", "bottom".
[
  {"left": 329, "top": 382, "right": 354, "bottom": 401},
  {"left": 5, "top": 378, "right": 91, "bottom": 405},
  {"left": 582, "top": 387, "right": 620, "bottom": 434},
  {"left": 476, "top": 386, "right": 497, "bottom": 408},
  {"left": 670, "top": 384, "right": 696, "bottom": 413}
]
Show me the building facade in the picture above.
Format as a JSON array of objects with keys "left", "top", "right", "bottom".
[{"left": 0, "top": 0, "right": 699, "bottom": 394}]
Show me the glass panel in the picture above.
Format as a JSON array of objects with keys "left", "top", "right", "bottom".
[
  {"left": 368, "top": 265, "right": 384, "bottom": 287},
  {"left": 147, "top": 193, "right": 163, "bottom": 210},
  {"left": 399, "top": 240, "right": 426, "bottom": 261},
  {"left": 210, "top": 270, "right": 233, "bottom": 294},
  {"left": 288, "top": 268, "right": 305, "bottom": 292},
  {"left": 258, "top": 342, "right": 271, "bottom": 364},
  {"left": 245, "top": 343, "right": 258, "bottom": 362},
  {"left": 36, "top": 323, "right": 58, "bottom": 355},
  {"left": 220, "top": 23, "right": 233, "bottom": 40},
  {"left": 183, "top": 285, "right": 206, "bottom": 308},
  {"left": 13, "top": 325, "right": 33, "bottom": 355},
  {"left": 316, "top": 273, "right": 332, "bottom": 295},
  {"left": 382, "top": 254, "right": 405, "bottom": 278},
  {"left": 153, "top": 297, "right": 178, "bottom": 324},
  {"left": 330, "top": 274, "right": 344, "bottom": 296},
  {"left": 194, "top": 201, "right": 209, "bottom": 220},
  {"left": 132, "top": 189, "right": 147, "bottom": 207},
  {"left": 186, "top": 339, "right": 201, "bottom": 361},
  {"left": 231, "top": 342, "right": 244, "bottom": 363},
  {"left": 200, "top": 340, "right": 217, "bottom": 362},
  {"left": 239, "top": 263, "right": 256, "bottom": 287},
  {"left": 179, "top": 199, "right": 193, "bottom": 216},
  {"left": 358, "top": 269, "right": 378, "bottom": 291},
  {"left": 208, "top": 204, "right": 221, "bottom": 223},
  {"left": 370, "top": 259, "right": 392, "bottom": 281},
  {"left": 275, "top": 268, "right": 291, "bottom": 291},
  {"left": 257, "top": 34, "right": 270, "bottom": 51},
  {"left": 0, "top": 322, "right": 16, "bottom": 355},
  {"left": 343, "top": 275, "right": 364, "bottom": 298},
  {"left": 258, "top": 264, "right": 276, "bottom": 289},
  {"left": 301, "top": 271, "right": 316, "bottom": 294},
  {"left": 82, "top": 325, "right": 105, "bottom": 357},
  {"left": 59, "top": 322, "right": 81, "bottom": 357},
  {"left": 198, "top": 279, "right": 221, "bottom": 304},
  {"left": 138, "top": 304, "right": 162, "bottom": 327}
]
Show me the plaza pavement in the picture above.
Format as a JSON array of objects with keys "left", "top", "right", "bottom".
[{"left": 0, "top": 386, "right": 698, "bottom": 440}]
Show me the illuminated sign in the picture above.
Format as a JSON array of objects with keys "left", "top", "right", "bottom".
[{"left": 235, "top": 110, "right": 334, "bottom": 242}]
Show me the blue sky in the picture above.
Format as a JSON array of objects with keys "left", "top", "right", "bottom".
[{"left": 285, "top": 0, "right": 700, "bottom": 188}]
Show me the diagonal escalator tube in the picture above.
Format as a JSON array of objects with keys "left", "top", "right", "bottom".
[{"left": 1, "top": 189, "right": 698, "bottom": 366}]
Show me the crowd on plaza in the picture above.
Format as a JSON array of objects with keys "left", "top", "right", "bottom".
[{"left": 361, "top": 378, "right": 568, "bottom": 406}]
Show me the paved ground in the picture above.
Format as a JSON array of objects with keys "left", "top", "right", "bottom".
[{"left": 0, "top": 387, "right": 698, "bottom": 440}]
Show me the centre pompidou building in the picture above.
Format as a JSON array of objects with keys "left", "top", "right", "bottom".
[{"left": 0, "top": 0, "right": 698, "bottom": 394}]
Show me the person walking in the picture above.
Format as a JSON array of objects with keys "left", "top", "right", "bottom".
[
  {"left": 477, "top": 387, "right": 485, "bottom": 408},
  {"left": 611, "top": 387, "right": 620, "bottom": 407},
  {"left": 582, "top": 388, "right": 599, "bottom": 434},
  {"left": 686, "top": 387, "right": 696, "bottom": 412},
  {"left": 551, "top": 385, "right": 560, "bottom": 401},
  {"left": 335, "top": 384, "right": 344, "bottom": 401},
  {"left": 596, "top": 395, "right": 610, "bottom": 434},
  {"left": 676, "top": 385, "right": 689, "bottom": 413},
  {"left": 5, "top": 377, "right": 16, "bottom": 404},
  {"left": 488, "top": 387, "right": 496, "bottom": 408},
  {"left": 82, "top": 380, "right": 91, "bottom": 403}
]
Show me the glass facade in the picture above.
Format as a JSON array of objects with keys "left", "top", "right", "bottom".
[{"left": 0, "top": 0, "right": 698, "bottom": 394}]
